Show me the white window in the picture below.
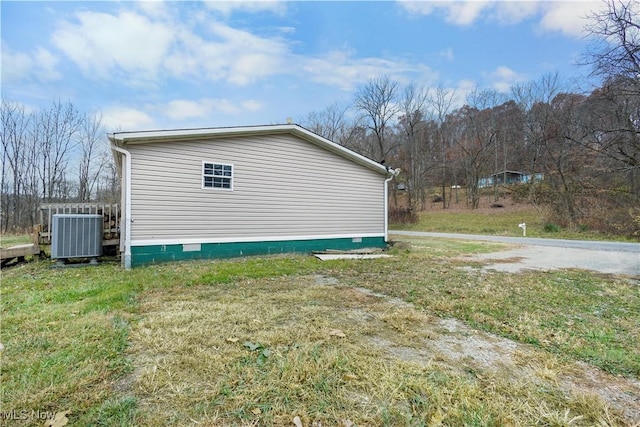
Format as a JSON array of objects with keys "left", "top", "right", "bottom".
[{"left": 203, "top": 162, "right": 233, "bottom": 190}]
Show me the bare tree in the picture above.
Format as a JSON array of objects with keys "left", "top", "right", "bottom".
[
  {"left": 353, "top": 75, "right": 401, "bottom": 162},
  {"left": 301, "top": 102, "right": 366, "bottom": 151},
  {"left": 582, "top": 80, "right": 640, "bottom": 193},
  {"left": 447, "top": 100, "right": 497, "bottom": 209},
  {"left": 583, "top": 0, "right": 640, "bottom": 94},
  {"left": 1, "top": 100, "right": 31, "bottom": 231},
  {"left": 304, "top": 102, "right": 347, "bottom": 143},
  {"left": 512, "top": 74, "right": 601, "bottom": 226},
  {"left": 543, "top": 93, "right": 592, "bottom": 226},
  {"left": 397, "top": 84, "right": 431, "bottom": 208},
  {"left": 428, "top": 86, "right": 458, "bottom": 208},
  {"left": 78, "top": 111, "right": 108, "bottom": 202},
  {"left": 32, "top": 100, "right": 81, "bottom": 203},
  {"left": 95, "top": 159, "right": 121, "bottom": 204},
  {"left": 1, "top": 99, "right": 120, "bottom": 231},
  {"left": 582, "top": 1, "right": 640, "bottom": 196},
  {"left": 511, "top": 73, "right": 564, "bottom": 200},
  {"left": 466, "top": 89, "right": 508, "bottom": 202},
  {"left": 492, "top": 100, "right": 525, "bottom": 200}
]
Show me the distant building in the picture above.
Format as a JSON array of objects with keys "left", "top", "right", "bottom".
[{"left": 478, "top": 170, "right": 544, "bottom": 188}]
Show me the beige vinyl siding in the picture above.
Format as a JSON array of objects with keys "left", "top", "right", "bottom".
[{"left": 126, "top": 134, "right": 385, "bottom": 242}]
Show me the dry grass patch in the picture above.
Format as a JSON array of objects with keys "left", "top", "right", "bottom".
[
  {"left": 125, "top": 274, "right": 631, "bottom": 426},
  {"left": 3, "top": 242, "right": 638, "bottom": 425}
]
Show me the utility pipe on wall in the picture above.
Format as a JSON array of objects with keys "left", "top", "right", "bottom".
[
  {"left": 111, "top": 144, "right": 132, "bottom": 269},
  {"left": 384, "top": 168, "right": 401, "bottom": 242}
]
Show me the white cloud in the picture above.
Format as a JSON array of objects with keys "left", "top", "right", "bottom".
[
  {"left": 490, "top": 1, "right": 540, "bottom": 25},
  {"left": 456, "top": 79, "right": 478, "bottom": 104},
  {"left": 241, "top": 100, "right": 263, "bottom": 111},
  {"left": 135, "top": 0, "right": 171, "bottom": 18},
  {"left": 538, "top": 2, "right": 600, "bottom": 38},
  {"left": 277, "top": 26, "right": 296, "bottom": 34},
  {"left": 1, "top": 43, "right": 61, "bottom": 83},
  {"left": 51, "top": 10, "right": 175, "bottom": 81},
  {"left": 213, "top": 99, "right": 243, "bottom": 114},
  {"left": 444, "top": 1, "right": 492, "bottom": 26},
  {"left": 207, "top": 23, "right": 289, "bottom": 84},
  {"left": 398, "top": 0, "right": 599, "bottom": 37},
  {"left": 99, "top": 97, "right": 273, "bottom": 130},
  {"left": 398, "top": 1, "right": 493, "bottom": 26},
  {"left": 51, "top": 6, "right": 292, "bottom": 87},
  {"left": 162, "top": 28, "right": 205, "bottom": 78},
  {"left": 439, "top": 48, "right": 454, "bottom": 61},
  {"left": 485, "top": 66, "right": 527, "bottom": 93},
  {"left": 161, "top": 21, "right": 291, "bottom": 85},
  {"left": 300, "top": 49, "right": 434, "bottom": 91},
  {"left": 159, "top": 98, "right": 265, "bottom": 121},
  {"left": 46, "top": 4, "right": 440, "bottom": 94},
  {"left": 164, "top": 99, "right": 214, "bottom": 120},
  {"left": 33, "top": 48, "right": 60, "bottom": 79},
  {"left": 163, "top": 19, "right": 425, "bottom": 90},
  {"left": 2, "top": 45, "right": 32, "bottom": 83},
  {"left": 458, "top": 79, "right": 477, "bottom": 92},
  {"left": 40, "top": 3, "right": 444, "bottom": 100},
  {"left": 203, "top": 1, "right": 286, "bottom": 16},
  {"left": 102, "top": 106, "right": 156, "bottom": 131},
  {"left": 398, "top": 1, "right": 437, "bottom": 17}
]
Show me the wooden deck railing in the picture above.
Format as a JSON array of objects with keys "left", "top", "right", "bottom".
[{"left": 38, "top": 203, "right": 120, "bottom": 246}]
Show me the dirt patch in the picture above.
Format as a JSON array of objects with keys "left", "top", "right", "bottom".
[
  {"left": 314, "top": 277, "right": 640, "bottom": 421},
  {"left": 559, "top": 362, "right": 640, "bottom": 424},
  {"left": 347, "top": 286, "right": 640, "bottom": 424},
  {"left": 311, "top": 274, "right": 340, "bottom": 286}
]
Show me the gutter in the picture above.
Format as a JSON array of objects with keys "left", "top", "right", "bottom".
[
  {"left": 110, "top": 144, "right": 132, "bottom": 269},
  {"left": 384, "top": 168, "right": 401, "bottom": 242}
]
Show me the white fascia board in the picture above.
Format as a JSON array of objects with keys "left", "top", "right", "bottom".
[
  {"left": 109, "top": 124, "right": 285, "bottom": 143},
  {"left": 130, "top": 233, "right": 385, "bottom": 247},
  {"left": 109, "top": 124, "right": 389, "bottom": 176}
]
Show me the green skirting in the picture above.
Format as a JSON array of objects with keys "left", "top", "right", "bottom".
[{"left": 130, "top": 236, "right": 386, "bottom": 267}]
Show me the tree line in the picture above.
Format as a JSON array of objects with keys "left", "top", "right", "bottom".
[
  {"left": 1, "top": 0, "right": 637, "bottom": 237},
  {"left": 1, "top": 100, "right": 119, "bottom": 232},
  {"left": 301, "top": 0, "right": 639, "bottom": 236}
]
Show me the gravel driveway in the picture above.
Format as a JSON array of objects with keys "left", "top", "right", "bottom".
[{"left": 391, "top": 231, "right": 640, "bottom": 278}]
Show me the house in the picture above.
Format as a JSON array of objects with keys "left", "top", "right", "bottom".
[
  {"left": 478, "top": 170, "right": 544, "bottom": 188},
  {"left": 109, "top": 124, "right": 395, "bottom": 268}
]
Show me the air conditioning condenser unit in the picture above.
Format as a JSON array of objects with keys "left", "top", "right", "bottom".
[{"left": 51, "top": 214, "right": 103, "bottom": 262}]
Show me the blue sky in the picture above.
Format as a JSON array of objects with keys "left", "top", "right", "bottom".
[{"left": 2, "top": 1, "right": 603, "bottom": 132}]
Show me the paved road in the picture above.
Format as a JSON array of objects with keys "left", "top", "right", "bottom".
[{"left": 390, "top": 231, "right": 640, "bottom": 277}]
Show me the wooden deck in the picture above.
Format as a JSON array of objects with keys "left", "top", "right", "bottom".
[
  {"left": 1, "top": 227, "right": 41, "bottom": 267},
  {"left": 38, "top": 203, "right": 121, "bottom": 247},
  {"left": 0, "top": 243, "right": 41, "bottom": 267},
  {"left": 2, "top": 204, "right": 121, "bottom": 267}
]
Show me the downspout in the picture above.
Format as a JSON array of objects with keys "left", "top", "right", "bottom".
[
  {"left": 384, "top": 168, "right": 400, "bottom": 242},
  {"left": 111, "top": 144, "right": 132, "bottom": 269}
]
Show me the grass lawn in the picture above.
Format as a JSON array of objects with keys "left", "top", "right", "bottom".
[
  {"left": 392, "top": 204, "right": 634, "bottom": 241},
  {"left": 0, "top": 234, "right": 33, "bottom": 247},
  {"left": 390, "top": 188, "right": 637, "bottom": 241},
  {"left": 1, "top": 240, "right": 638, "bottom": 426}
]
